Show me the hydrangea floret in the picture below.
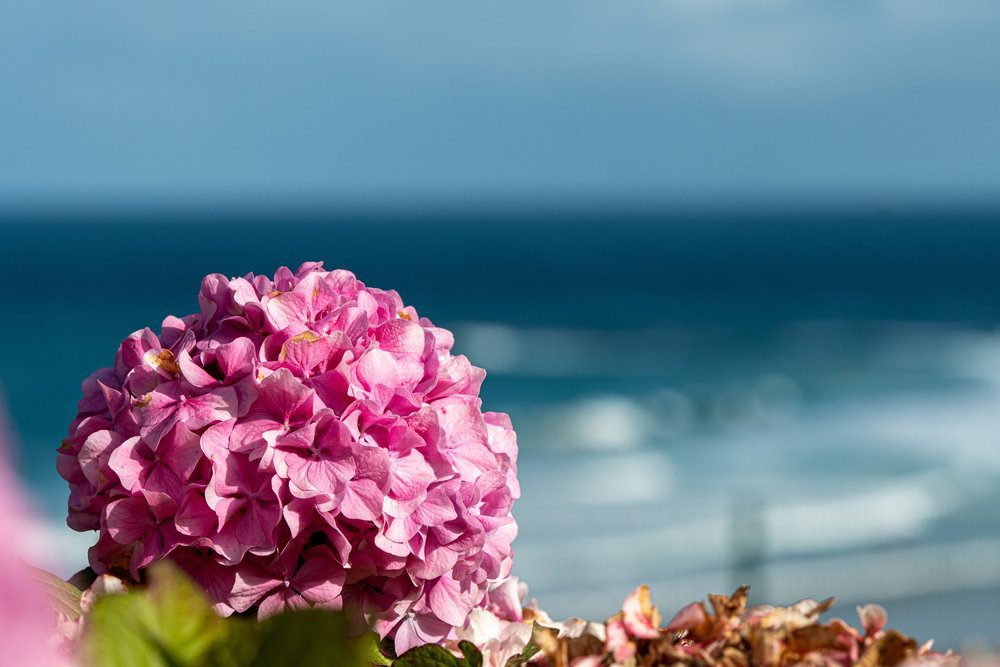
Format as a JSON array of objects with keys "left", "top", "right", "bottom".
[{"left": 57, "top": 262, "right": 520, "bottom": 652}]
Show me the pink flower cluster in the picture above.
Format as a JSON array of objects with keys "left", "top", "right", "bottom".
[{"left": 57, "top": 263, "right": 519, "bottom": 650}]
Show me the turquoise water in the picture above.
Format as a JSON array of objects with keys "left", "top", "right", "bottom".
[{"left": 3, "top": 203, "right": 1000, "bottom": 649}]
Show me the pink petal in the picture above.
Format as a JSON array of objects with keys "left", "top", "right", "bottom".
[
  {"left": 280, "top": 331, "right": 338, "bottom": 376},
  {"left": 179, "top": 386, "right": 239, "bottom": 430},
  {"left": 135, "top": 382, "right": 183, "bottom": 440},
  {"left": 140, "top": 460, "right": 185, "bottom": 502},
  {"left": 215, "top": 337, "right": 257, "bottom": 380},
  {"left": 384, "top": 515, "right": 420, "bottom": 544},
  {"left": 427, "top": 575, "right": 481, "bottom": 627},
  {"left": 357, "top": 349, "right": 424, "bottom": 392},
  {"left": 294, "top": 547, "right": 346, "bottom": 605},
  {"left": 308, "top": 368, "right": 353, "bottom": 414},
  {"left": 200, "top": 419, "right": 235, "bottom": 459},
  {"left": 388, "top": 450, "right": 435, "bottom": 501},
  {"left": 130, "top": 530, "right": 167, "bottom": 574},
  {"left": 105, "top": 435, "right": 142, "bottom": 491},
  {"left": 258, "top": 586, "right": 310, "bottom": 618},
  {"left": 197, "top": 273, "right": 232, "bottom": 327},
  {"left": 230, "top": 560, "right": 280, "bottom": 613},
  {"left": 374, "top": 319, "right": 428, "bottom": 357},
  {"left": 118, "top": 328, "right": 161, "bottom": 370},
  {"left": 341, "top": 478, "right": 385, "bottom": 522},
  {"left": 105, "top": 496, "right": 155, "bottom": 544},
  {"left": 447, "top": 442, "right": 499, "bottom": 482},
  {"left": 621, "top": 585, "right": 660, "bottom": 639},
  {"left": 393, "top": 613, "right": 455, "bottom": 656},
  {"left": 374, "top": 531, "right": 411, "bottom": 558},
  {"left": 175, "top": 490, "right": 217, "bottom": 537},
  {"left": 435, "top": 397, "right": 488, "bottom": 446},
  {"left": 425, "top": 355, "right": 483, "bottom": 400},
  {"left": 176, "top": 349, "right": 217, "bottom": 388},
  {"left": 159, "top": 423, "right": 203, "bottom": 480},
  {"left": 664, "top": 601, "right": 708, "bottom": 633},
  {"left": 486, "top": 577, "right": 524, "bottom": 623},
  {"left": 857, "top": 603, "right": 887, "bottom": 636},
  {"left": 605, "top": 616, "right": 634, "bottom": 663},
  {"left": 264, "top": 290, "right": 309, "bottom": 332},
  {"left": 230, "top": 415, "right": 284, "bottom": 459},
  {"left": 256, "top": 368, "right": 315, "bottom": 421},
  {"left": 419, "top": 538, "right": 459, "bottom": 580}
]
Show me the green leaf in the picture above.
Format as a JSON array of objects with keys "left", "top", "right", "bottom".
[
  {"left": 82, "top": 561, "right": 232, "bottom": 667},
  {"left": 392, "top": 642, "right": 485, "bottom": 667},
  {"left": 67, "top": 566, "right": 98, "bottom": 591},
  {"left": 246, "top": 607, "right": 377, "bottom": 667},
  {"left": 19, "top": 561, "right": 83, "bottom": 620},
  {"left": 141, "top": 561, "right": 232, "bottom": 662},
  {"left": 79, "top": 561, "right": 390, "bottom": 667},
  {"left": 380, "top": 636, "right": 399, "bottom": 661},
  {"left": 366, "top": 635, "right": 394, "bottom": 666},
  {"left": 457, "top": 641, "right": 482, "bottom": 667},
  {"left": 392, "top": 644, "right": 461, "bottom": 667},
  {"left": 504, "top": 641, "right": 539, "bottom": 667}
]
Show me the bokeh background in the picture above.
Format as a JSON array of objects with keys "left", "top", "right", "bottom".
[{"left": 3, "top": 0, "right": 1000, "bottom": 653}]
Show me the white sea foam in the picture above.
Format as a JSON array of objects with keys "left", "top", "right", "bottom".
[
  {"left": 511, "top": 327, "right": 1000, "bottom": 646},
  {"left": 18, "top": 519, "right": 94, "bottom": 579}
]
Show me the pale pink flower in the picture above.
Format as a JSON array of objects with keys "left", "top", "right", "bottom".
[
  {"left": 454, "top": 609, "right": 532, "bottom": 667},
  {"left": 858, "top": 603, "right": 888, "bottom": 637},
  {"left": 0, "top": 390, "right": 77, "bottom": 666},
  {"left": 620, "top": 585, "right": 661, "bottom": 639}
]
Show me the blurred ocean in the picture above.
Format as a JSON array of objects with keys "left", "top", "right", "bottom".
[{"left": 3, "top": 203, "right": 1000, "bottom": 651}]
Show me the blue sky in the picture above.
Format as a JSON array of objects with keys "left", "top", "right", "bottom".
[{"left": 3, "top": 1, "right": 999, "bottom": 208}]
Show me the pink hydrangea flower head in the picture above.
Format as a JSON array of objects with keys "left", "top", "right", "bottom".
[{"left": 59, "top": 263, "right": 520, "bottom": 649}]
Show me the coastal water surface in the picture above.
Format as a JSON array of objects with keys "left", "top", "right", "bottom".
[{"left": 3, "top": 203, "right": 999, "bottom": 651}]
